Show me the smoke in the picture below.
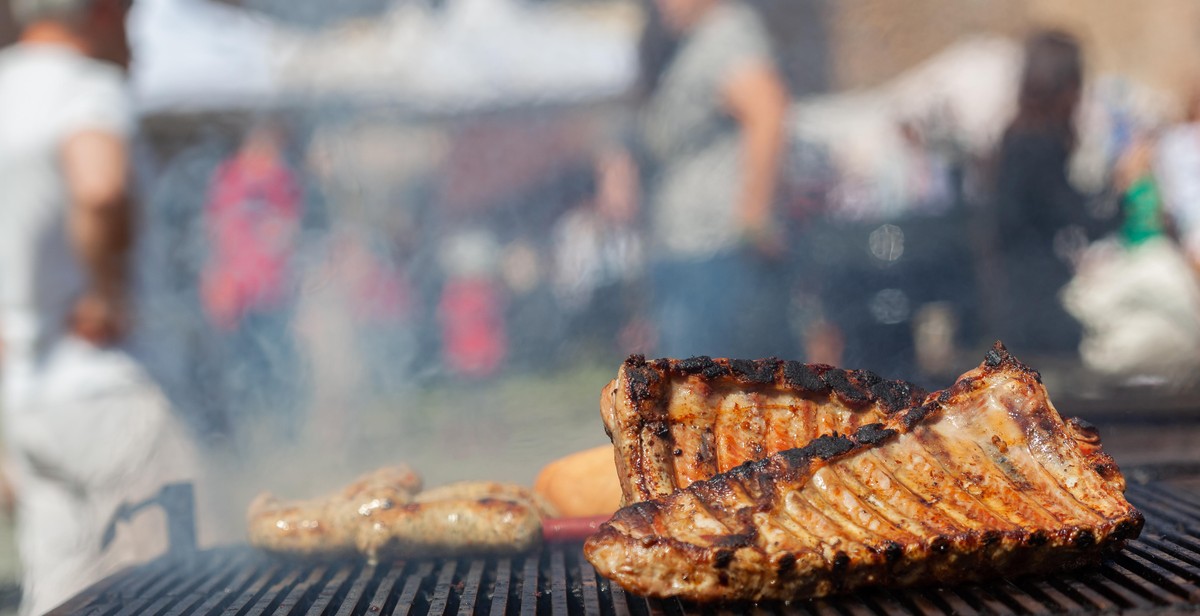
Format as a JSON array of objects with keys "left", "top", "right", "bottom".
[{"left": 125, "top": 1, "right": 1200, "bottom": 544}]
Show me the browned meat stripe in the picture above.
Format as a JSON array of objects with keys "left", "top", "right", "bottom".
[{"left": 584, "top": 343, "right": 1143, "bottom": 602}]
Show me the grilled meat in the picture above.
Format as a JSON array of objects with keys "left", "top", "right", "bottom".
[
  {"left": 355, "top": 481, "right": 554, "bottom": 561},
  {"left": 585, "top": 343, "right": 1143, "bottom": 601},
  {"left": 356, "top": 496, "right": 544, "bottom": 561},
  {"left": 602, "top": 355, "right": 925, "bottom": 505},
  {"left": 248, "top": 471, "right": 549, "bottom": 561},
  {"left": 247, "top": 465, "right": 423, "bottom": 556}
]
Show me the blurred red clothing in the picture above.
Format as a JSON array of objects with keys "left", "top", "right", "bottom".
[
  {"left": 438, "top": 278, "right": 506, "bottom": 378},
  {"left": 201, "top": 155, "right": 301, "bottom": 330}
]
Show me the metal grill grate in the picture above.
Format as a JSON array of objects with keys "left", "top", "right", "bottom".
[{"left": 50, "top": 482, "right": 1200, "bottom": 616}]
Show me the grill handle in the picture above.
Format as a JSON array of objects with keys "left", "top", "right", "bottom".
[{"left": 101, "top": 482, "right": 197, "bottom": 557}]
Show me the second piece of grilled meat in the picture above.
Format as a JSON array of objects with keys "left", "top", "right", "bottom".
[{"left": 585, "top": 343, "right": 1143, "bottom": 601}]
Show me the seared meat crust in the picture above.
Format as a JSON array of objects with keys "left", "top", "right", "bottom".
[
  {"left": 585, "top": 343, "right": 1143, "bottom": 601},
  {"left": 603, "top": 355, "right": 926, "bottom": 505}
]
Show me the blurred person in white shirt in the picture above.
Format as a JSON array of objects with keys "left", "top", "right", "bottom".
[
  {"left": 1156, "top": 86, "right": 1200, "bottom": 272},
  {"left": 0, "top": 0, "right": 199, "bottom": 613}
]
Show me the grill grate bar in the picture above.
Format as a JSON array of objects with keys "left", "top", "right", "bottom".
[
  {"left": 457, "top": 559, "right": 487, "bottom": 616},
  {"left": 161, "top": 551, "right": 243, "bottom": 616},
  {"left": 928, "top": 588, "right": 980, "bottom": 615},
  {"left": 1012, "top": 579, "right": 1079, "bottom": 614},
  {"left": 642, "top": 597, "right": 670, "bottom": 616},
  {"left": 903, "top": 590, "right": 947, "bottom": 616},
  {"left": 1102, "top": 560, "right": 1179, "bottom": 605},
  {"left": 832, "top": 598, "right": 877, "bottom": 616},
  {"left": 488, "top": 558, "right": 512, "bottom": 616},
  {"left": 1129, "top": 542, "right": 1200, "bottom": 586},
  {"left": 1048, "top": 575, "right": 1118, "bottom": 612},
  {"left": 857, "top": 589, "right": 912, "bottom": 615},
  {"left": 427, "top": 560, "right": 459, "bottom": 616},
  {"left": 1087, "top": 567, "right": 1159, "bottom": 609},
  {"left": 186, "top": 553, "right": 272, "bottom": 615},
  {"left": 1169, "top": 534, "right": 1200, "bottom": 559},
  {"left": 1139, "top": 537, "right": 1200, "bottom": 574},
  {"left": 606, "top": 581, "right": 632, "bottom": 616},
  {"left": 240, "top": 566, "right": 304, "bottom": 615},
  {"left": 549, "top": 546, "right": 568, "bottom": 616},
  {"left": 219, "top": 562, "right": 287, "bottom": 615},
  {"left": 117, "top": 557, "right": 175, "bottom": 598},
  {"left": 96, "top": 559, "right": 176, "bottom": 616},
  {"left": 520, "top": 554, "right": 539, "bottom": 616},
  {"left": 1143, "top": 482, "right": 1200, "bottom": 513},
  {"left": 1128, "top": 485, "right": 1200, "bottom": 529},
  {"left": 993, "top": 580, "right": 1054, "bottom": 615},
  {"left": 1119, "top": 549, "right": 1200, "bottom": 601},
  {"left": 253, "top": 565, "right": 327, "bottom": 616},
  {"left": 391, "top": 562, "right": 432, "bottom": 616},
  {"left": 111, "top": 555, "right": 218, "bottom": 616},
  {"left": 961, "top": 586, "right": 1018, "bottom": 615},
  {"left": 375, "top": 565, "right": 411, "bottom": 616},
  {"left": 333, "top": 563, "right": 377, "bottom": 616},
  {"left": 576, "top": 550, "right": 602, "bottom": 616},
  {"left": 304, "top": 565, "right": 354, "bottom": 616}
]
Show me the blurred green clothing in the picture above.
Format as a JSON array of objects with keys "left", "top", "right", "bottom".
[{"left": 1121, "top": 175, "right": 1165, "bottom": 247}]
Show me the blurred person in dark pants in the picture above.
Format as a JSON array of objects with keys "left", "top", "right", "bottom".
[
  {"left": 0, "top": 0, "right": 200, "bottom": 612},
  {"left": 637, "top": 0, "right": 790, "bottom": 359},
  {"left": 988, "top": 31, "right": 1109, "bottom": 356}
]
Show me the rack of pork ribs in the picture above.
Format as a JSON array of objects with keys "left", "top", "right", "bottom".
[{"left": 585, "top": 342, "right": 1143, "bottom": 602}]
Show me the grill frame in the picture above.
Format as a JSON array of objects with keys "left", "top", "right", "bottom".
[{"left": 50, "top": 481, "right": 1200, "bottom": 616}]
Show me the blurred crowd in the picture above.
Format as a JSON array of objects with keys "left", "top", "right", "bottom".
[{"left": 5, "top": 0, "right": 1200, "bottom": 612}]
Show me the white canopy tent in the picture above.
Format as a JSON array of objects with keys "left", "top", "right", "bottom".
[
  {"left": 128, "top": 0, "right": 638, "bottom": 115},
  {"left": 128, "top": 0, "right": 279, "bottom": 114}
]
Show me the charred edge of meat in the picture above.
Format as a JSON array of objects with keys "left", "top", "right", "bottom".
[
  {"left": 623, "top": 357, "right": 664, "bottom": 404},
  {"left": 783, "top": 361, "right": 827, "bottom": 391},
  {"left": 900, "top": 401, "right": 941, "bottom": 430},
  {"left": 854, "top": 423, "right": 898, "bottom": 446},
  {"left": 1072, "top": 418, "right": 1097, "bottom": 431},
  {"left": 1067, "top": 417, "right": 1101, "bottom": 444},
  {"left": 621, "top": 354, "right": 926, "bottom": 414},
  {"left": 982, "top": 341, "right": 1042, "bottom": 382}
]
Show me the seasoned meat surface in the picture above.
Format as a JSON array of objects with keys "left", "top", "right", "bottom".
[
  {"left": 585, "top": 343, "right": 1143, "bottom": 601},
  {"left": 602, "top": 355, "right": 925, "bottom": 505},
  {"left": 247, "top": 464, "right": 422, "bottom": 556},
  {"left": 356, "top": 497, "right": 544, "bottom": 560},
  {"left": 248, "top": 467, "right": 549, "bottom": 560},
  {"left": 413, "top": 480, "right": 557, "bottom": 518},
  {"left": 355, "top": 480, "right": 554, "bottom": 561}
]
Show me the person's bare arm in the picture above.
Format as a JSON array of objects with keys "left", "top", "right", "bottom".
[
  {"left": 721, "top": 61, "right": 789, "bottom": 253},
  {"left": 61, "top": 130, "right": 133, "bottom": 344}
]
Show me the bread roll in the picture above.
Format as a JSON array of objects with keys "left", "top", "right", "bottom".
[{"left": 534, "top": 445, "right": 622, "bottom": 517}]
